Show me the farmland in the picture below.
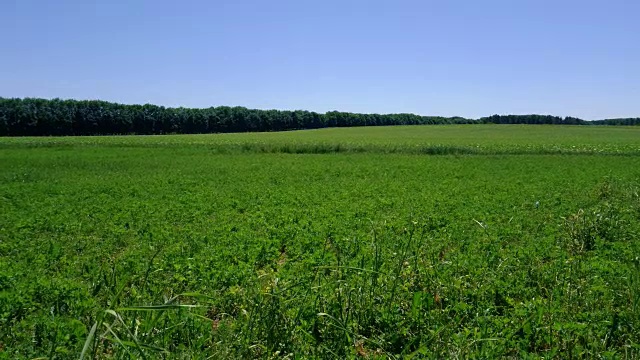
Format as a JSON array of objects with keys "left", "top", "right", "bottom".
[{"left": 1, "top": 125, "right": 640, "bottom": 358}]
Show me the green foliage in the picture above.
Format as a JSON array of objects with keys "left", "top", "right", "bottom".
[
  {"left": 561, "top": 179, "right": 638, "bottom": 255},
  {"left": 0, "top": 97, "right": 473, "bottom": 136},
  {"left": 480, "top": 114, "right": 640, "bottom": 126},
  {"left": 1, "top": 98, "right": 638, "bottom": 137},
  {"left": 0, "top": 127, "right": 639, "bottom": 358}
]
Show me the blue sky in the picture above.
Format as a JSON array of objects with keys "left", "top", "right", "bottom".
[{"left": 2, "top": 0, "right": 638, "bottom": 119}]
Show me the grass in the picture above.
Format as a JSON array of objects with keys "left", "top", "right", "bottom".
[{"left": 1, "top": 125, "right": 640, "bottom": 358}]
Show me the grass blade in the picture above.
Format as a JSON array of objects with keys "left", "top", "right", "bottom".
[{"left": 79, "top": 321, "right": 97, "bottom": 360}]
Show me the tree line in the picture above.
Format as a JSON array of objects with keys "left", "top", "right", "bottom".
[
  {"left": 0, "top": 97, "right": 637, "bottom": 136},
  {"left": 478, "top": 114, "right": 640, "bottom": 126}
]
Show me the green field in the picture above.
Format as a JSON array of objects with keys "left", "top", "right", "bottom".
[
  {"left": 2, "top": 125, "right": 640, "bottom": 155},
  {"left": 1, "top": 125, "right": 640, "bottom": 358}
]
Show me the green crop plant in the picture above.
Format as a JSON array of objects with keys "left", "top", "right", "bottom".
[{"left": 0, "top": 125, "right": 639, "bottom": 358}]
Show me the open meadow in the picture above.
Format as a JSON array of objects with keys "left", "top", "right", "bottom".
[{"left": 1, "top": 125, "right": 640, "bottom": 358}]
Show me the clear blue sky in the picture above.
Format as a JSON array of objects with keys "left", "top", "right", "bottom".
[{"left": 2, "top": 0, "right": 638, "bottom": 119}]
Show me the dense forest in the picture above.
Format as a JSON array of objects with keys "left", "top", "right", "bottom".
[
  {"left": 478, "top": 114, "right": 640, "bottom": 126},
  {"left": 0, "top": 97, "right": 638, "bottom": 136}
]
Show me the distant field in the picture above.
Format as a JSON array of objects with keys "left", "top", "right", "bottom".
[
  {"left": 1, "top": 125, "right": 640, "bottom": 358},
  {"left": 2, "top": 124, "right": 640, "bottom": 155}
]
